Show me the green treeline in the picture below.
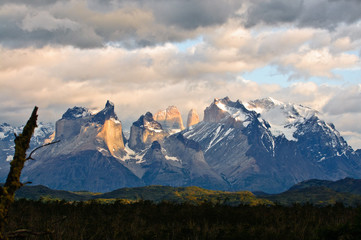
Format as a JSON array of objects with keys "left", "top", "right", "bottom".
[{"left": 5, "top": 199, "right": 361, "bottom": 240}]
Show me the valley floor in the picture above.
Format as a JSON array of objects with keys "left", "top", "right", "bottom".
[{"left": 5, "top": 199, "right": 361, "bottom": 240}]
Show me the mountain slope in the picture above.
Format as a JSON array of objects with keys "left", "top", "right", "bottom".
[
  {"left": 182, "top": 97, "right": 361, "bottom": 193},
  {"left": 2, "top": 96, "right": 361, "bottom": 193},
  {"left": 289, "top": 177, "right": 361, "bottom": 195},
  {"left": 256, "top": 177, "right": 361, "bottom": 206},
  {"left": 21, "top": 101, "right": 144, "bottom": 192},
  {"left": 0, "top": 122, "right": 54, "bottom": 182}
]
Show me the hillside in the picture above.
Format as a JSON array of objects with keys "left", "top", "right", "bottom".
[
  {"left": 12, "top": 184, "right": 271, "bottom": 206},
  {"left": 12, "top": 178, "right": 361, "bottom": 206},
  {"left": 256, "top": 178, "right": 361, "bottom": 206},
  {"left": 14, "top": 185, "right": 92, "bottom": 201},
  {"left": 95, "top": 185, "right": 272, "bottom": 206}
]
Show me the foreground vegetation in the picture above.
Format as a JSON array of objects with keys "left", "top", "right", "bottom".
[{"left": 5, "top": 199, "right": 361, "bottom": 240}]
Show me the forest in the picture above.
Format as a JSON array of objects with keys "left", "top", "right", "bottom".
[{"left": 5, "top": 199, "right": 361, "bottom": 240}]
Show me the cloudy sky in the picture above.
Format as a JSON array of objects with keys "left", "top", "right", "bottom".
[{"left": 1, "top": 0, "right": 361, "bottom": 148}]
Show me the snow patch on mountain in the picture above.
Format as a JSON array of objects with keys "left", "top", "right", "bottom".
[
  {"left": 244, "top": 97, "right": 318, "bottom": 141},
  {"left": 122, "top": 143, "right": 146, "bottom": 163},
  {"left": 164, "top": 155, "right": 180, "bottom": 162},
  {"left": 205, "top": 125, "right": 234, "bottom": 152},
  {"left": 110, "top": 117, "right": 121, "bottom": 124},
  {"left": 0, "top": 123, "right": 20, "bottom": 140},
  {"left": 34, "top": 122, "right": 55, "bottom": 139},
  {"left": 216, "top": 102, "right": 248, "bottom": 123},
  {"left": 62, "top": 106, "right": 91, "bottom": 120}
]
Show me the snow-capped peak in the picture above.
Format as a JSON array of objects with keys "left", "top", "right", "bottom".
[
  {"left": 0, "top": 123, "right": 15, "bottom": 139},
  {"left": 203, "top": 97, "right": 254, "bottom": 127},
  {"left": 62, "top": 106, "right": 91, "bottom": 120},
  {"left": 33, "top": 122, "right": 55, "bottom": 138},
  {"left": 215, "top": 100, "right": 248, "bottom": 123},
  {"left": 244, "top": 97, "right": 318, "bottom": 141}
]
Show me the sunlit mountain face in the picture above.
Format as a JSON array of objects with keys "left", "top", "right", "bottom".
[{"left": 1, "top": 96, "right": 361, "bottom": 193}]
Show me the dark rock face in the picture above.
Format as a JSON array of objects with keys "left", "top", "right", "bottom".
[
  {"left": 92, "top": 100, "right": 118, "bottom": 124},
  {"left": 128, "top": 112, "right": 167, "bottom": 152},
  {"left": 22, "top": 150, "right": 143, "bottom": 192},
  {"left": 204, "top": 99, "right": 230, "bottom": 123},
  {"left": 141, "top": 141, "right": 185, "bottom": 186},
  {"left": 163, "top": 133, "right": 230, "bottom": 190},
  {"left": 139, "top": 138, "right": 229, "bottom": 190},
  {"left": 62, "top": 107, "right": 90, "bottom": 120}
]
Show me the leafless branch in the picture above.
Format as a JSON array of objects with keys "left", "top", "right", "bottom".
[{"left": 26, "top": 140, "right": 60, "bottom": 161}]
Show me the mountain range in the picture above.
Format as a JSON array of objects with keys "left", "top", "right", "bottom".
[{"left": 1, "top": 97, "right": 361, "bottom": 193}]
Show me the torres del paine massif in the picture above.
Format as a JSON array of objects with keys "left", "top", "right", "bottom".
[{"left": 1, "top": 97, "right": 361, "bottom": 194}]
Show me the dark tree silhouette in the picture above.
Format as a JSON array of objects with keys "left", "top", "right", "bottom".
[{"left": 0, "top": 107, "right": 38, "bottom": 240}]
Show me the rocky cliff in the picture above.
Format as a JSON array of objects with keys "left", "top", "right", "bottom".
[
  {"left": 154, "top": 106, "right": 185, "bottom": 133},
  {"left": 20, "top": 101, "right": 142, "bottom": 192},
  {"left": 186, "top": 109, "right": 200, "bottom": 128},
  {"left": 128, "top": 112, "right": 168, "bottom": 152}
]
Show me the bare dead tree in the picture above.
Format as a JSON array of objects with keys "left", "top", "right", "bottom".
[{"left": 0, "top": 107, "right": 38, "bottom": 240}]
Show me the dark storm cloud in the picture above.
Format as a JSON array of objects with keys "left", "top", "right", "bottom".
[
  {"left": 0, "top": 0, "right": 243, "bottom": 49},
  {"left": 1, "top": 0, "right": 361, "bottom": 49},
  {"left": 245, "top": 0, "right": 361, "bottom": 29},
  {"left": 0, "top": 0, "right": 61, "bottom": 7},
  {"left": 245, "top": 0, "right": 303, "bottom": 27},
  {"left": 143, "top": 0, "right": 243, "bottom": 30},
  {"left": 0, "top": 22, "right": 102, "bottom": 49},
  {"left": 89, "top": 0, "right": 243, "bottom": 29}
]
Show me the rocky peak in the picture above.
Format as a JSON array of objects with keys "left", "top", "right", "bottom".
[
  {"left": 144, "top": 112, "right": 154, "bottom": 122},
  {"left": 244, "top": 97, "right": 320, "bottom": 141},
  {"left": 53, "top": 101, "right": 126, "bottom": 158},
  {"left": 0, "top": 123, "right": 11, "bottom": 129},
  {"left": 105, "top": 100, "right": 114, "bottom": 108},
  {"left": 204, "top": 97, "right": 254, "bottom": 127},
  {"left": 0, "top": 123, "right": 16, "bottom": 140},
  {"left": 186, "top": 109, "right": 200, "bottom": 128},
  {"left": 128, "top": 112, "right": 167, "bottom": 152},
  {"left": 142, "top": 141, "right": 164, "bottom": 163},
  {"left": 247, "top": 97, "right": 283, "bottom": 111},
  {"left": 55, "top": 101, "right": 119, "bottom": 140},
  {"left": 92, "top": 100, "right": 118, "bottom": 124},
  {"left": 62, "top": 106, "right": 91, "bottom": 120},
  {"left": 133, "top": 112, "right": 163, "bottom": 131},
  {"left": 154, "top": 106, "right": 184, "bottom": 132},
  {"left": 204, "top": 97, "right": 233, "bottom": 123}
]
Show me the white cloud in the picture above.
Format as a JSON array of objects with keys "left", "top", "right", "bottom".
[{"left": 280, "top": 48, "right": 359, "bottom": 78}]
